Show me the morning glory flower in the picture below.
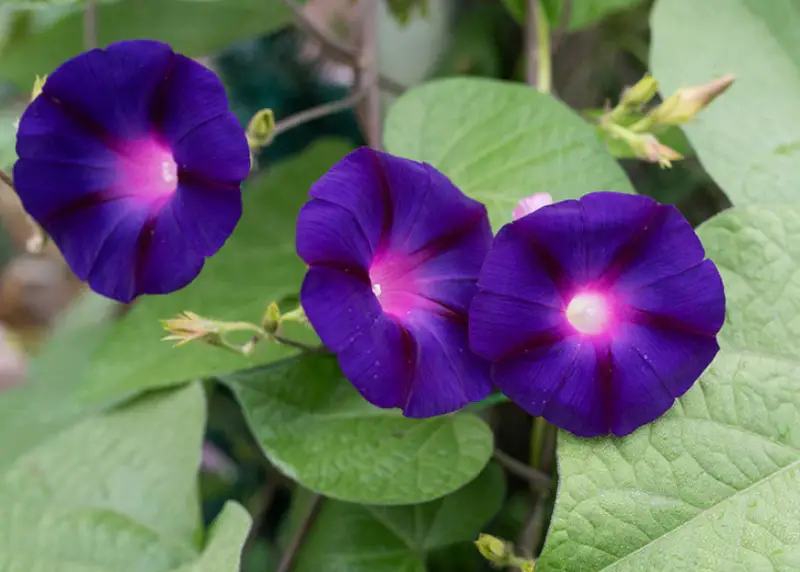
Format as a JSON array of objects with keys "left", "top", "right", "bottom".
[
  {"left": 14, "top": 40, "right": 249, "bottom": 303},
  {"left": 297, "top": 148, "right": 493, "bottom": 417},
  {"left": 469, "top": 191, "right": 725, "bottom": 437}
]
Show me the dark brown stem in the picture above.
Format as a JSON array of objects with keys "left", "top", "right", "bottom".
[
  {"left": 359, "top": 1, "right": 382, "bottom": 148},
  {"left": 83, "top": 0, "right": 98, "bottom": 50},
  {"left": 493, "top": 449, "right": 552, "bottom": 492},
  {"left": 276, "top": 494, "right": 324, "bottom": 572},
  {"left": 242, "top": 475, "right": 281, "bottom": 553},
  {"left": 270, "top": 87, "right": 368, "bottom": 141}
]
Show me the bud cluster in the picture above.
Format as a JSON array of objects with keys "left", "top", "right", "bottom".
[{"left": 597, "top": 73, "right": 735, "bottom": 168}]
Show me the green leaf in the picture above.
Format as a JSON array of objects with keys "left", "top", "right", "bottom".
[
  {"left": 225, "top": 354, "right": 495, "bottom": 505},
  {"left": 384, "top": 78, "right": 633, "bottom": 231},
  {"left": 651, "top": 0, "right": 800, "bottom": 205},
  {"left": 292, "top": 464, "right": 506, "bottom": 572},
  {"left": 75, "top": 140, "right": 351, "bottom": 407},
  {"left": 537, "top": 205, "right": 800, "bottom": 571},
  {"left": 501, "top": 0, "right": 645, "bottom": 31},
  {"left": 174, "top": 503, "right": 252, "bottom": 572},
  {"left": 0, "top": 0, "right": 291, "bottom": 89},
  {"left": 28, "top": 291, "right": 117, "bottom": 389},
  {"left": 0, "top": 381, "right": 250, "bottom": 571}
]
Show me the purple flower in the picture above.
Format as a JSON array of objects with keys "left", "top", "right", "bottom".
[
  {"left": 14, "top": 40, "right": 249, "bottom": 303},
  {"left": 469, "top": 192, "right": 725, "bottom": 437},
  {"left": 297, "top": 148, "right": 493, "bottom": 417}
]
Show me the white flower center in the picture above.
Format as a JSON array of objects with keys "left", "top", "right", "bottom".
[{"left": 566, "top": 293, "right": 609, "bottom": 335}]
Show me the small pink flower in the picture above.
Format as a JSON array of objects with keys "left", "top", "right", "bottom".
[{"left": 512, "top": 193, "right": 553, "bottom": 220}]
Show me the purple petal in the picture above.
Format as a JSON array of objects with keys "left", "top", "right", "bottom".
[
  {"left": 307, "top": 148, "right": 386, "bottom": 253},
  {"left": 476, "top": 223, "right": 562, "bottom": 308},
  {"left": 626, "top": 260, "right": 725, "bottom": 335},
  {"left": 403, "top": 313, "right": 492, "bottom": 417},
  {"left": 171, "top": 181, "right": 242, "bottom": 257},
  {"left": 611, "top": 205, "right": 708, "bottom": 293},
  {"left": 41, "top": 40, "right": 173, "bottom": 142},
  {"left": 300, "top": 266, "right": 380, "bottom": 353},
  {"left": 156, "top": 55, "right": 232, "bottom": 144},
  {"left": 137, "top": 201, "right": 206, "bottom": 295},
  {"left": 336, "top": 312, "right": 492, "bottom": 417},
  {"left": 16, "top": 95, "right": 115, "bottom": 169},
  {"left": 13, "top": 158, "right": 117, "bottom": 221},
  {"left": 86, "top": 207, "right": 151, "bottom": 303},
  {"left": 493, "top": 339, "right": 604, "bottom": 437},
  {"left": 336, "top": 315, "right": 413, "bottom": 410},
  {"left": 382, "top": 160, "right": 488, "bottom": 255},
  {"left": 45, "top": 199, "right": 137, "bottom": 281},
  {"left": 469, "top": 291, "right": 566, "bottom": 360},
  {"left": 173, "top": 112, "right": 250, "bottom": 185},
  {"left": 296, "top": 199, "right": 374, "bottom": 269},
  {"left": 513, "top": 192, "right": 658, "bottom": 290},
  {"left": 608, "top": 323, "right": 719, "bottom": 436}
]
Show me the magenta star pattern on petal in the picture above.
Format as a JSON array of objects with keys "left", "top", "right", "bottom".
[
  {"left": 13, "top": 40, "right": 250, "bottom": 303},
  {"left": 469, "top": 191, "right": 725, "bottom": 437},
  {"left": 296, "top": 147, "right": 494, "bottom": 417}
]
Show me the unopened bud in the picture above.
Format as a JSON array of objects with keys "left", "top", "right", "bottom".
[
  {"left": 475, "top": 534, "right": 511, "bottom": 565},
  {"left": 635, "top": 135, "right": 683, "bottom": 168},
  {"left": 519, "top": 561, "right": 536, "bottom": 572},
  {"left": 246, "top": 108, "right": 275, "bottom": 148},
  {"left": 649, "top": 74, "right": 735, "bottom": 126},
  {"left": 620, "top": 74, "right": 658, "bottom": 108},
  {"left": 262, "top": 302, "right": 281, "bottom": 334},
  {"left": 513, "top": 193, "right": 553, "bottom": 220}
]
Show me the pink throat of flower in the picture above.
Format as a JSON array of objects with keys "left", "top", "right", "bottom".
[
  {"left": 369, "top": 253, "right": 426, "bottom": 318},
  {"left": 119, "top": 139, "right": 179, "bottom": 200},
  {"left": 565, "top": 292, "right": 612, "bottom": 335}
]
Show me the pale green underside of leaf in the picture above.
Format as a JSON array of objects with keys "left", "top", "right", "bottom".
[
  {"left": 384, "top": 77, "right": 633, "bottom": 231},
  {"left": 73, "top": 140, "right": 351, "bottom": 408},
  {"left": 538, "top": 205, "right": 800, "bottom": 571},
  {"left": 0, "top": 0, "right": 292, "bottom": 89},
  {"left": 292, "top": 464, "right": 506, "bottom": 572},
  {"left": 225, "top": 354, "right": 495, "bottom": 505},
  {"left": 651, "top": 0, "right": 800, "bottom": 205},
  {"left": 0, "top": 381, "right": 251, "bottom": 571}
]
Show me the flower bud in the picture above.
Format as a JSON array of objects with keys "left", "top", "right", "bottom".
[
  {"left": 246, "top": 108, "right": 275, "bottom": 148},
  {"left": 513, "top": 193, "right": 553, "bottom": 220},
  {"left": 262, "top": 302, "right": 281, "bottom": 334},
  {"left": 620, "top": 74, "right": 658, "bottom": 108},
  {"left": 649, "top": 74, "right": 735, "bottom": 126},
  {"left": 634, "top": 135, "right": 683, "bottom": 168},
  {"left": 474, "top": 533, "right": 511, "bottom": 565}
]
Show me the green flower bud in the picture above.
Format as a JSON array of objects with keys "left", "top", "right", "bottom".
[
  {"left": 620, "top": 74, "right": 659, "bottom": 108},
  {"left": 648, "top": 74, "right": 735, "bottom": 126},
  {"left": 474, "top": 533, "right": 511, "bottom": 564},
  {"left": 246, "top": 108, "right": 276, "bottom": 148}
]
